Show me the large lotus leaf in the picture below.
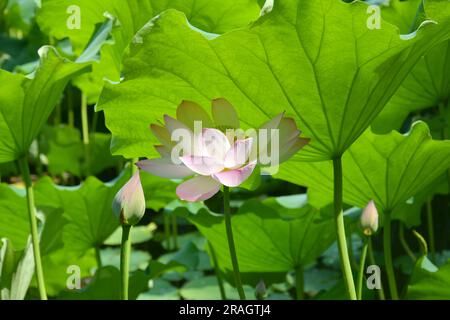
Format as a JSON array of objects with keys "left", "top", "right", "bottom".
[
  {"left": 406, "top": 256, "right": 450, "bottom": 299},
  {"left": 180, "top": 197, "right": 337, "bottom": 274},
  {"left": 37, "top": 0, "right": 262, "bottom": 103},
  {"left": 0, "top": 46, "right": 90, "bottom": 163},
  {"left": 40, "top": 248, "right": 96, "bottom": 297},
  {"left": 138, "top": 279, "right": 179, "bottom": 300},
  {"left": 0, "top": 185, "right": 29, "bottom": 250},
  {"left": 276, "top": 121, "right": 450, "bottom": 216},
  {"left": 59, "top": 266, "right": 151, "bottom": 300},
  {"left": 0, "top": 184, "right": 66, "bottom": 252},
  {"left": 371, "top": 0, "right": 450, "bottom": 133},
  {"left": 373, "top": 40, "right": 449, "bottom": 133},
  {"left": 179, "top": 276, "right": 254, "bottom": 300},
  {"left": 97, "top": 0, "right": 450, "bottom": 160},
  {"left": 33, "top": 173, "right": 129, "bottom": 254},
  {"left": 306, "top": 164, "right": 447, "bottom": 228},
  {"left": 379, "top": 0, "right": 424, "bottom": 34},
  {"left": 37, "top": 0, "right": 262, "bottom": 54}
]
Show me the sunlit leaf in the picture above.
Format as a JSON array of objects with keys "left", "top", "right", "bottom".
[
  {"left": 277, "top": 122, "right": 450, "bottom": 218},
  {"left": 37, "top": 0, "right": 262, "bottom": 103},
  {"left": 406, "top": 256, "right": 450, "bottom": 299},
  {"left": 104, "top": 223, "right": 156, "bottom": 246},
  {"left": 0, "top": 46, "right": 90, "bottom": 163},
  {"left": 98, "top": 0, "right": 450, "bottom": 160},
  {"left": 179, "top": 197, "right": 337, "bottom": 275},
  {"left": 33, "top": 173, "right": 129, "bottom": 254},
  {"left": 180, "top": 276, "right": 254, "bottom": 300}
]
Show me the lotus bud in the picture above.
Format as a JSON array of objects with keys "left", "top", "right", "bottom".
[
  {"left": 112, "top": 171, "right": 146, "bottom": 226},
  {"left": 360, "top": 200, "right": 379, "bottom": 236},
  {"left": 255, "top": 279, "right": 267, "bottom": 300}
]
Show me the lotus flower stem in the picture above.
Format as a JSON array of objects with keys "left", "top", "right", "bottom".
[
  {"left": 95, "top": 246, "right": 102, "bottom": 268},
  {"left": 295, "top": 265, "right": 304, "bottom": 300},
  {"left": 18, "top": 157, "right": 47, "bottom": 300},
  {"left": 130, "top": 158, "right": 138, "bottom": 175},
  {"left": 120, "top": 225, "right": 132, "bottom": 300},
  {"left": 91, "top": 108, "right": 98, "bottom": 134},
  {"left": 54, "top": 101, "right": 62, "bottom": 125},
  {"left": 357, "top": 239, "right": 368, "bottom": 300},
  {"left": 426, "top": 198, "right": 436, "bottom": 263},
  {"left": 332, "top": 157, "right": 356, "bottom": 300},
  {"left": 171, "top": 215, "right": 178, "bottom": 250},
  {"left": 81, "top": 93, "right": 90, "bottom": 175},
  {"left": 383, "top": 210, "right": 398, "bottom": 299},
  {"left": 164, "top": 214, "right": 171, "bottom": 250},
  {"left": 67, "top": 85, "right": 75, "bottom": 128},
  {"left": 223, "top": 186, "right": 246, "bottom": 300},
  {"left": 367, "top": 238, "right": 385, "bottom": 300},
  {"left": 399, "top": 223, "right": 416, "bottom": 262},
  {"left": 208, "top": 241, "right": 227, "bottom": 300}
]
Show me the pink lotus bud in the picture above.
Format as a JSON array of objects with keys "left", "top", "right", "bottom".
[
  {"left": 112, "top": 171, "right": 146, "bottom": 226},
  {"left": 360, "top": 200, "right": 379, "bottom": 236}
]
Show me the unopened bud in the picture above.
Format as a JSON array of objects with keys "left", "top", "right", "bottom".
[
  {"left": 255, "top": 279, "right": 267, "bottom": 300},
  {"left": 112, "top": 171, "right": 146, "bottom": 226},
  {"left": 360, "top": 200, "right": 378, "bottom": 236}
]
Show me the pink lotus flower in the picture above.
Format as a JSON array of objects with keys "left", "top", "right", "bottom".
[{"left": 137, "top": 99, "right": 309, "bottom": 202}]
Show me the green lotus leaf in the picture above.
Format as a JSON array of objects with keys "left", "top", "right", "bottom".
[
  {"left": 37, "top": 0, "right": 262, "bottom": 103},
  {"left": 33, "top": 173, "right": 129, "bottom": 254},
  {"left": 98, "top": 0, "right": 450, "bottom": 160},
  {"left": 0, "top": 46, "right": 90, "bottom": 163},
  {"left": 276, "top": 121, "right": 450, "bottom": 218},
  {"left": 180, "top": 196, "right": 337, "bottom": 274}
]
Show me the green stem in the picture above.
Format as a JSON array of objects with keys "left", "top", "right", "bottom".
[
  {"left": 223, "top": 186, "right": 246, "bottom": 300},
  {"left": 383, "top": 211, "right": 398, "bottom": 300},
  {"left": 426, "top": 198, "right": 436, "bottom": 263},
  {"left": 35, "top": 135, "right": 43, "bottom": 177},
  {"left": 332, "top": 157, "right": 356, "bottom": 300},
  {"left": 130, "top": 158, "right": 138, "bottom": 176},
  {"left": 120, "top": 225, "right": 132, "bottom": 300},
  {"left": 295, "top": 265, "right": 304, "bottom": 300},
  {"left": 399, "top": 223, "right": 416, "bottom": 262},
  {"left": 171, "top": 215, "right": 178, "bottom": 250},
  {"left": 18, "top": 157, "right": 47, "bottom": 300},
  {"left": 95, "top": 246, "right": 102, "bottom": 268},
  {"left": 164, "top": 214, "right": 171, "bottom": 250},
  {"left": 357, "top": 240, "right": 368, "bottom": 300},
  {"left": 208, "top": 241, "right": 227, "bottom": 300},
  {"left": 54, "top": 102, "right": 61, "bottom": 125},
  {"left": 367, "top": 238, "right": 385, "bottom": 300},
  {"left": 81, "top": 93, "right": 90, "bottom": 176},
  {"left": 67, "top": 86, "right": 74, "bottom": 128},
  {"left": 91, "top": 108, "right": 98, "bottom": 134}
]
